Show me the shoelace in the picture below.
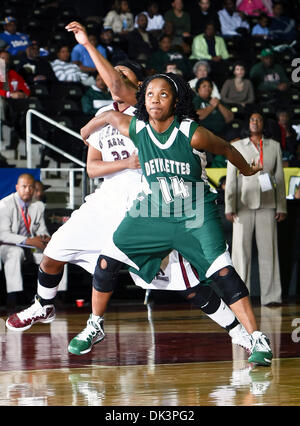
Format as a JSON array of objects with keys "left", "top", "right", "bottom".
[
  {"left": 18, "top": 300, "right": 43, "bottom": 321},
  {"left": 76, "top": 321, "right": 102, "bottom": 341},
  {"left": 251, "top": 334, "right": 271, "bottom": 352}
]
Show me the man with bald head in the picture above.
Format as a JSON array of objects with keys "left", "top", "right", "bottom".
[{"left": 0, "top": 173, "right": 50, "bottom": 308}]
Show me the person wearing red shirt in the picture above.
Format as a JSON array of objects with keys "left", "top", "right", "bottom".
[{"left": 0, "top": 50, "right": 30, "bottom": 150}]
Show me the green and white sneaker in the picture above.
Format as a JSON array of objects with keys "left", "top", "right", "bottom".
[
  {"left": 248, "top": 331, "right": 273, "bottom": 366},
  {"left": 68, "top": 314, "right": 105, "bottom": 355}
]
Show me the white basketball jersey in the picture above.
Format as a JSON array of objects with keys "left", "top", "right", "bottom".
[{"left": 87, "top": 103, "right": 141, "bottom": 180}]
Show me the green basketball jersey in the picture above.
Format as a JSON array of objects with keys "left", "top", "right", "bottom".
[{"left": 129, "top": 115, "right": 217, "bottom": 219}]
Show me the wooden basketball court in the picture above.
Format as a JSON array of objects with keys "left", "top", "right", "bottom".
[{"left": 1, "top": 299, "right": 300, "bottom": 407}]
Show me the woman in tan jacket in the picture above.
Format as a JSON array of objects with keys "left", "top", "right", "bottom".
[{"left": 225, "top": 112, "right": 287, "bottom": 306}]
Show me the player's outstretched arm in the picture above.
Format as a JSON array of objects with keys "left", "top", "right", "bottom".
[
  {"left": 81, "top": 110, "right": 132, "bottom": 143},
  {"left": 191, "top": 126, "right": 262, "bottom": 176},
  {"left": 65, "top": 21, "right": 137, "bottom": 105}
]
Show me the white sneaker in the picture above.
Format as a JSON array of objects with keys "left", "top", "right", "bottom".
[
  {"left": 229, "top": 324, "right": 252, "bottom": 353},
  {"left": 6, "top": 295, "right": 56, "bottom": 331}
]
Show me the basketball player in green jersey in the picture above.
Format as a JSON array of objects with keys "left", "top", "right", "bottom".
[{"left": 86, "top": 73, "right": 273, "bottom": 366}]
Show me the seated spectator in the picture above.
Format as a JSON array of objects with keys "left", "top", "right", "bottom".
[
  {"left": 50, "top": 44, "right": 95, "bottom": 86},
  {"left": 103, "top": 0, "right": 134, "bottom": 36},
  {"left": 190, "top": 22, "right": 230, "bottom": 87},
  {"left": 0, "top": 173, "right": 51, "bottom": 308},
  {"left": 133, "top": 1, "right": 165, "bottom": 38},
  {"left": 127, "top": 13, "right": 158, "bottom": 66},
  {"left": 165, "top": 61, "right": 183, "bottom": 75},
  {"left": 218, "top": 0, "right": 250, "bottom": 37},
  {"left": 268, "top": 109, "right": 298, "bottom": 164},
  {"left": 249, "top": 48, "right": 289, "bottom": 106},
  {"left": 0, "top": 16, "right": 30, "bottom": 56},
  {"left": 164, "top": 0, "right": 192, "bottom": 46},
  {"left": 0, "top": 50, "right": 30, "bottom": 150},
  {"left": 188, "top": 60, "right": 221, "bottom": 98},
  {"left": 81, "top": 74, "right": 112, "bottom": 116},
  {"left": 221, "top": 61, "right": 255, "bottom": 108},
  {"left": 236, "top": 0, "right": 274, "bottom": 16},
  {"left": 71, "top": 33, "right": 107, "bottom": 75},
  {"left": 190, "top": 22, "right": 230, "bottom": 62},
  {"left": 190, "top": 0, "right": 221, "bottom": 36},
  {"left": 16, "top": 40, "right": 57, "bottom": 89},
  {"left": 269, "top": 1, "right": 296, "bottom": 42},
  {"left": 193, "top": 77, "right": 234, "bottom": 138},
  {"left": 146, "top": 34, "right": 192, "bottom": 79},
  {"left": 251, "top": 13, "right": 271, "bottom": 38},
  {"left": 99, "top": 27, "right": 128, "bottom": 66}
]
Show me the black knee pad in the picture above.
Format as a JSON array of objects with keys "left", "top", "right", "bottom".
[
  {"left": 210, "top": 266, "right": 249, "bottom": 306},
  {"left": 92, "top": 255, "right": 123, "bottom": 292},
  {"left": 180, "top": 284, "right": 221, "bottom": 315}
]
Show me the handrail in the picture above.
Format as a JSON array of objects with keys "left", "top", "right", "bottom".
[{"left": 26, "top": 108, "right": 85, "bottom": 168}]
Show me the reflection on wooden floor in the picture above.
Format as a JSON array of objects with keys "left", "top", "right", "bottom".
[{"left": 0, "top": 302, "right": 300, "bottom": 406}]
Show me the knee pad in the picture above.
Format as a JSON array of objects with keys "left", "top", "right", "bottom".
[
  {"left": 92, "top": 255, "right": 123, "bottom": 292},
  {"left": 180, "top": 284, "right": 220, "bottom": 315},
  {"left": 211, "top": 266, "right": 249, "bottom": 306}
]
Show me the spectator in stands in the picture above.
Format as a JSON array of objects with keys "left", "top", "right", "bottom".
[
  {"left": 269, "top": 1, "right": 296, "bottom": 42},
  {"left": 190, "top": 22, "right": 230, "bottom": 62},
  {"left": 133, "top": 1, "right": 165, "bottom": 38},
  {"left": 190, "top": 22, "right": 230, "bottom": 87},
  {"left": 249, "top": 48, "right": 289, "bottom": 106},
  {"left": 50, "top": 44, "right": 95, "bottom": 86},
  {"left": 188, "top": 60, "right": 221, "bottom": 98},
  {"left": 103, "top": 0, "right": 134, "bottom": 36},
  {"left": 81, "top": 73, "right": 112, "bottom": 116},
  {"left": 71, "top": 33, "right": 107, "bottom": 75},
  {"left": 193, "top": 77, "right": 234, "bottom": 138},
  {"left": 146, "top": 34, "right": 192, "bottom": 80},
  {"left": 0, "top": 16, "right": 30, "bottom": 56},
  {"left": 221, "top": 61, "right": 255, "bottom": 108},
  {"left": 251, "top": 13, "right": 271, "bottom": 38},
  {"left": 0, "top": 173, "right": 50, "bottom": 308},
  {"left": 16, "top": 40, "right": 57, "bottom": 89},
  {"left": 225, "top": 111, "right": 287, "bottom": 306},
  {"left": 269, "top": 109, "right": 298, "bottom": 165},
  {"left": 99, "top": 27, "right": 128, "bottom": 66},
  {"left": 164, "top": 0, "right": 192, "bottom": 46},
  {"left": 0, "top": 50, "right": 30, "bottom": 151},
  {"left": 190, "top": 0, "right": 221, "bottom": 36},
  {"left": 165, "top": 61, "right": 183, "bottom": 75},
  {"left": 33, "top": 180, "right": 49, "bottom": 203},
  {"left": 236, "top": 0, "right": 274, "bottom": 17},
  {"left": 218, "top": 0, "right": 250, "bottom": 37},
  {"left": 127, "top": 13, "right": 158, "bottom": 66}
]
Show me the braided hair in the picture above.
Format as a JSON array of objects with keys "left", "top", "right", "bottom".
[{"left": 134, "top": 73, "right": 199, "bottom": 123}]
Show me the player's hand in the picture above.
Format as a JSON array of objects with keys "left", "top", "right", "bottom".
[
  {"left": 126, "top": 152, "right": 141, "bottom": 169},
  {"left": 242, "top": 158, "right": 263, "bottom": 176},
  {"left": 65, "top": 21, "right": 89, "bottom": 46}
]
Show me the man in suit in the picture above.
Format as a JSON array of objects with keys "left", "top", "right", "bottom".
[
  {"left": 0, "top": 173, "right": 50, "bottom": 307},
  {"left": 225, "top": 112, "right": 287, "bottom": 306}
]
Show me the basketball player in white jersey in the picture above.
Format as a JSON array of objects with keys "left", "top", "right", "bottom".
[{"left": 6, "top": 31, "right": 250, "bottom": 356}]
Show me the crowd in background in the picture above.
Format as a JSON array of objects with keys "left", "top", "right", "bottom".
[{"left": 0, "top": 0, "right": 300, "bottom": 168}]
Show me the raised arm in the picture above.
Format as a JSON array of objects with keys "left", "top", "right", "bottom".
[
  {"left": 65, "top": 21, "right": 137, "bottom": 105},
  {"left": 81, "top": 110, "right": 132, "bottom": 144},
  {"left": 191, "top": 126, "right": 262, "bottom": 176}
]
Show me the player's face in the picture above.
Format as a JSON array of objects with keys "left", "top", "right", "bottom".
[{"left": 145, "top": 78, "right": 176, "bottom": 121}]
